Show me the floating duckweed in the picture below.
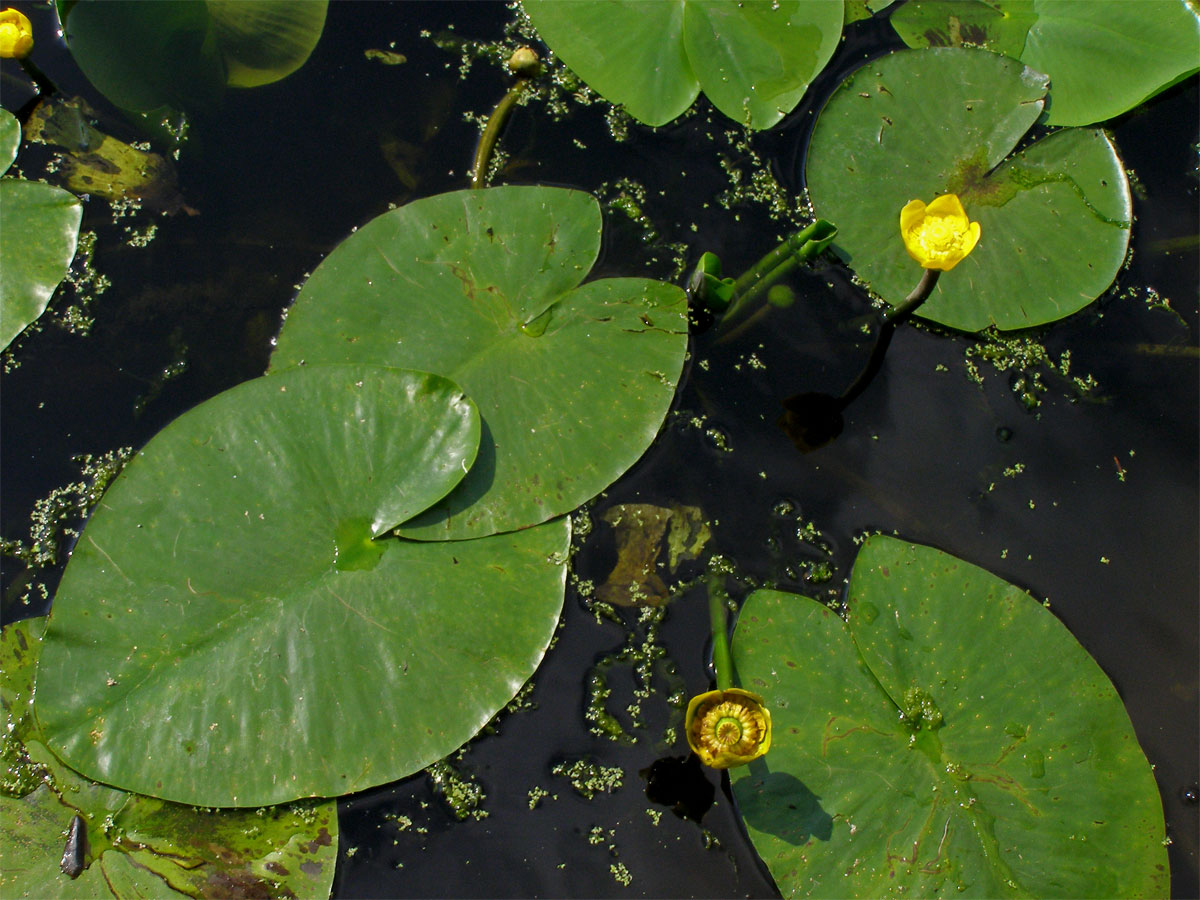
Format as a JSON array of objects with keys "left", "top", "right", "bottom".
[
  {"left": 964, "top": 329, "right": 1098, "bottom": 410},
  {"left": 425, "top": 760, "right": 489, "bottom": 820},
  {"left": 805, "top": 561, "right": 834, "bottom": 584},
  {"left": 605, "top": 106, "right": 632, "bottom": 142},
  {"left": 1, "top": 448, "right": 134, "bottom": 576},
  {"left": 645, "top": 808, "right": 662, "bottom": 826},
  {"left": 0, "top": 733, "right": 42, "bottom": 797},
  {"left": 552, "top": 759, "right": 624, "bottom": 799},
  {"left": 527, "top": 786, "right": 551, "bottom": 809},
  {"left": 504, "top": 680, "right": 538, "bottom": 715},
  {"left": 571, "top": 508, "right": 593, "bottom": 539},
  {"left": 50, "top": 230, "right": 111, "bottom": 336},
  {"left": 715, "top": 128, "right": 806, "bottom": 226},
  {"left": 583, "top": 604, "right": 683, "bottom": 743},
  {"left": 610, "top": 861, "right": 633, "bottom": 886},
  {"left": 386, "top": 813, "right": 414, "bottom": 831}
]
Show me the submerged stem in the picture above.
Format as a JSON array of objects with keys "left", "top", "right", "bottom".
[
  {"left": 838, "top": 268, "right": 940, "bottom": 408},
  {"left": 714, "top": 220, "right": 836, "bottom": 338}
]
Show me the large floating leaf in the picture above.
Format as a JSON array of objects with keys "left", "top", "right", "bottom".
[
  {"left": 58, "top": 0, "right": 226, "bottom": 113},
  {"left": 270, "top": 186, "right": 688, "bottom": 540},
  {"left": 57, "top": 0, "right": 329, "bottom": 114},
  {"left": 36, "top": 364, "right": 570, "bottom": 805},
  {"left": 1, "top": 619, "right": 339, "bottom": 899},
  {"left": 0, "top": 111, "right": 83, "bottom": 352},
  {"left": 891, "top": 0, "right": 1200, "bottom": 126},
  {"left": 730, "top": 535, "right": 1168, "bottom": 898},
  {"left": 0, "top": 109, "right": 18, "bottom": 171},
  {"left": 525, "top": 0, "right": 843, "bottom": 129},
  {"left": 806, "top": 48, "right": 1131, "bottom": 331}
]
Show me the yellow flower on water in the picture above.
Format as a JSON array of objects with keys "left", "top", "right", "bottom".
[
  {"left": 685, "top": 688, "right": 771, "bottom": 769},
  {"left": 900, "top": 193, "right": 980, "bottom": 271},
  {"left": 0, "top": 8, "right": 33, "bottom": 59}
]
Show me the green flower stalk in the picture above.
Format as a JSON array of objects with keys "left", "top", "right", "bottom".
[
  {"left": 470, "top": 47, "right": 541, "bottom": 189},
  {"left": 684, "top": 578, "right": 772, "bottom": 770}
]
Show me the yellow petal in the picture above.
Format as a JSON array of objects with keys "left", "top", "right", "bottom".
[
  {"left": 0, "top": 8, "right": 33, "bottom": 59},
  {"left": 899, "top": 193, "right": 980, "bottom": 271},
  {"left": 899, "top": 198, "right": 926, "bottom": 234},
  {"left": 684, "top": 688, "right": 772, "bottom": 770},
  {"left": 925, "top": 192, "right": 967, "bottom": 220}
]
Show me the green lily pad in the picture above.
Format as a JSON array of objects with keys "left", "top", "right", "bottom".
[
  {"left": 891, "top": 0, "right": 1200, "bottom": 126},
  {"left": 34, "top": 364, "right": 570, "bottom": 806},
  {"left": 58, "top": 0, "right": 226, "bottom": 114},
  {"left": 270, "top": 186, "right": 688, "bottom": 540},
  {"left": 524, "top": 0, "right": 843, "bottom": 129},
  {"left": 0, "top": 109, "right": 18, "bottom": 174},
  {"left": 58, "top": 0, "right": 329, "bottom": 115},
  {"left": 729, "top": 535, "right": 1168, "bottom": 898},
  {"left": 806, "top": 48, "right": 1132, "bottom": 331},
  {"left": 1, "top": 619, "right": 338, "bottom": 899},
  {"left": 0, "top": 137, "right": 83, "bottom": 349}
]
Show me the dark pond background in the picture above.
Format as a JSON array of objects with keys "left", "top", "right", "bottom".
[{"left": 2, "top": 2, "right": 1196, "bottom": 897}]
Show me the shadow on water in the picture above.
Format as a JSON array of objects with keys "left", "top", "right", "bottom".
[{"left": 734, "top": 759, "right": 834, "bottom": 846}]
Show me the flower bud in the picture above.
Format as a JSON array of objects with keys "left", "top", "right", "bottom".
[
  {"left": 507, "top": 46, "right": 541, "bottom": 78},
  {"left": 0, "top": 7, "right": 33, "bottom": 59}
]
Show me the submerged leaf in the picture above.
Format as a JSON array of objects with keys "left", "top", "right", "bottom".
[
  {"left": 25, "top": 97, "right": 190, "bottom": 214},
  {"left": 1, "top": 619, "right": 339, "bottom": 900}
]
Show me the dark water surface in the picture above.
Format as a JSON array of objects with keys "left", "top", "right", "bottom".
[{"left": 2, "top": 2, "right": 1196, "bottom": 897}]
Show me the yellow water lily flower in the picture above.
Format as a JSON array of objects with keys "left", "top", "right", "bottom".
[
  {"left": 900, "top": 193, "right": 981, "bottom": 271},
  {"left": 0, "top": 7, "right": 33, "bottom": 59},
  {"left": 685, "top": 688, "right": 772, "bottom": 769}
]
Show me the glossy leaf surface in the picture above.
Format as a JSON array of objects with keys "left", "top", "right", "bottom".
[
  {"left": 0, "top": 162, "right": 83, "bottom": 350},
  {"left": 271, "top": 186, "right": 688, "bottom": 540},
  {"left": 1, "top": 619, "right": 338, "bottom": 899},
  {"left": 525, "top": 0, "right": 843, "bottom": 129},
  {"left": 806, "top": 48, "right": 1131, "bottom": 331},
  {"left": 35, "top": 364, "right": 568, "bottom": 805},
  {"left": 892, "top": 0, "right": 1200, "bottom": 126},
  {"left": 730, "top": 536, "right": 1168, "bottom": 898},
  {"left": 0, "top": 109, "right": 17, "bottom": 173}
]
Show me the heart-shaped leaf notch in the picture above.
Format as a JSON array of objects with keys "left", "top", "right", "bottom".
[
  {"left": 730, "top": 535, "right": 1168, "bottom": 898},
  {"left": 270, "top": 185, "right": 689, "bottom": 541},
  {"left": 525, "top": 0, "right": 844, "bottom": 129},
  {"left": 806, "top": 48, "right": 1132, "bottom": 332},
  {"left": 35, "top": 364, "right": 571, "bottom": 806}
]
